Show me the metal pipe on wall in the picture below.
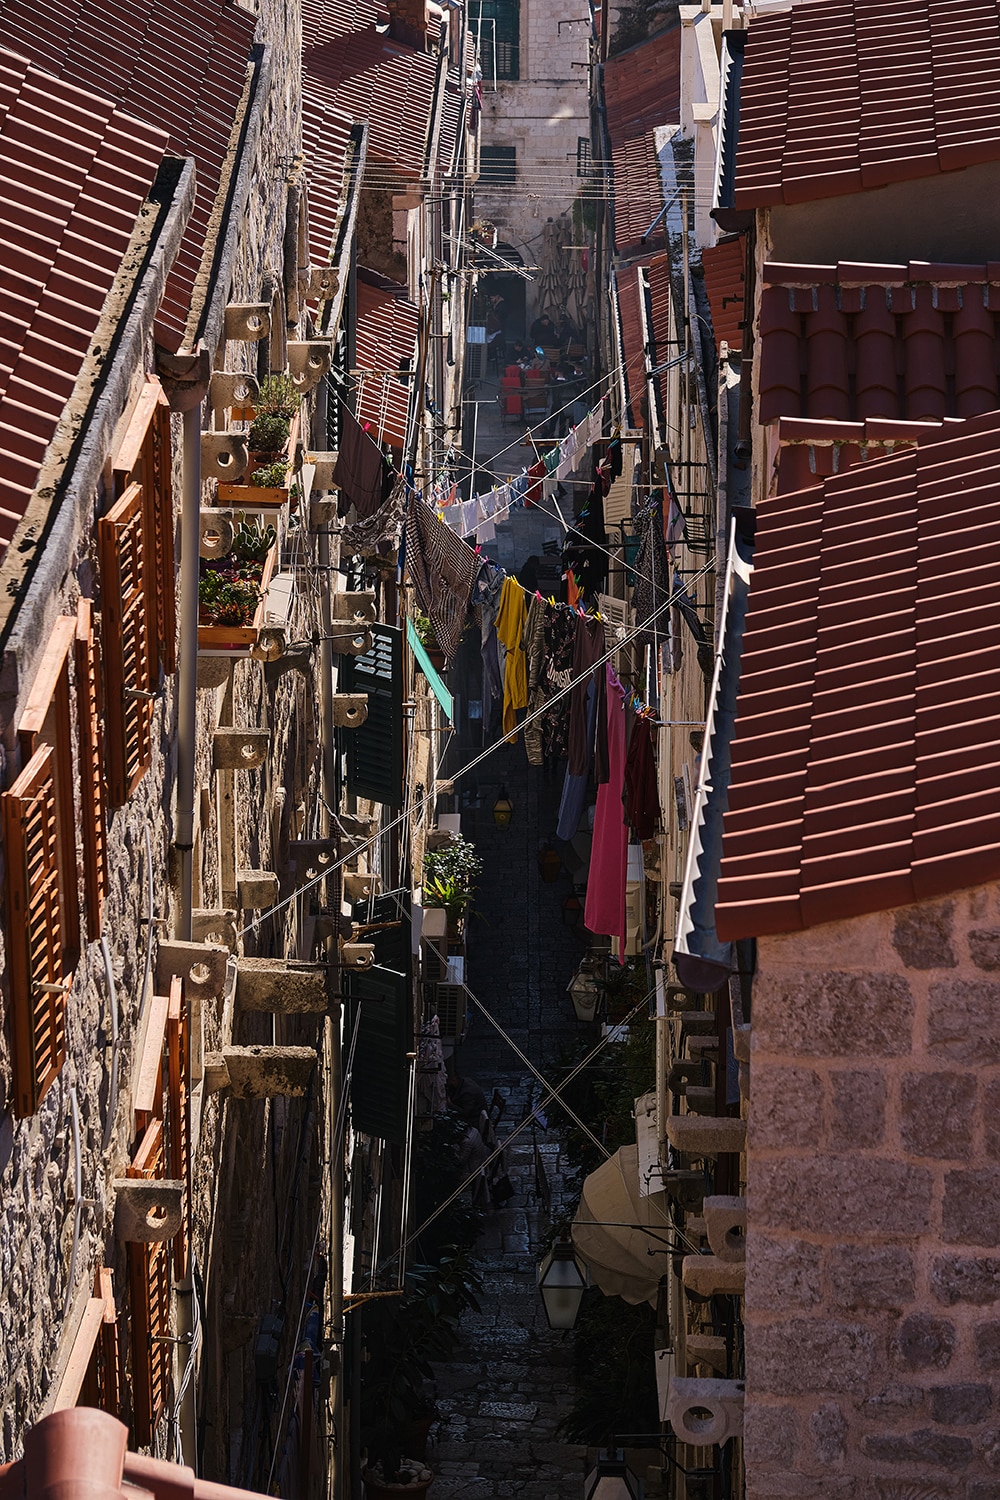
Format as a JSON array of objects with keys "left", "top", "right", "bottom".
[{"left": 176, "top": 401, "right": 202, "bottom": 943}]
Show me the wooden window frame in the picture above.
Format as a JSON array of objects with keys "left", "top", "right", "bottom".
[
  {"left": 75, "top": 599, "right": 108, "bottom": 939},
  {"left": 126, "top": 1119, "right": 173, "bottom": 1445},
  {"left": 166, "top": 976, "right": 191, "bottom": 1279},
  {"left": 98, "top": 481, "right": 156, "bottom": 807},
  {"left": 3, "top": 617, "right": 81, "bottom": 1117},
  {"left": 112, "top": 380, "right": 176, "bottom": 675}
]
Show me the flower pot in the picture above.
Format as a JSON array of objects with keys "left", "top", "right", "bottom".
[
  {"left": 362, "top": 1466, "right": 434, "bottom": 1500},
  {"left": 425, "top": 645, "right": 446, "bottom": 672},
  {"left": 198, "top": 535, "right": 280, "bottom": 655}
]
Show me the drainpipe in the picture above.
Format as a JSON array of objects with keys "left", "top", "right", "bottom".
[{"left": 176, "top": 400, "right": 202, "bottom": 943}]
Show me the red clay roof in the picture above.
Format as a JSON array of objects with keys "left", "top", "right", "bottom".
[
  {"left": 758, "top": 261, "right": 1000, "bottom": 427},
  {"left": 0, "top": 0, "right": 256, "bottom": 353},
  {"left": 715, "top": 408, "right": 1000, "bottom": 940},
  {"left": 303, "top": 28, "right": 438, "bottom": 180},
  {"left": 734, "top": 0, "right": 1000, "bottom": 210},
  {"left": 702, "top": 236, "right": 746, "bottom": 354},
  {"left": 0, "top": 47, "right": 168, "bottom": 547},
  {"left": 604, "top": 27, "right": 681, "bottom": 254},
  {"left": 302, "top": 0, "right": 384, "bottom": 46},
  {"left": 355, "top": 273, "right": 418, "bottom": 449},
  {"left": 302, "top": 81, "right": 355, "bottom": 267}
]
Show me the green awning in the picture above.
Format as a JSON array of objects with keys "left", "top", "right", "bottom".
[{"left": 406, "top": 618, "right": 453, "bottom": 720}]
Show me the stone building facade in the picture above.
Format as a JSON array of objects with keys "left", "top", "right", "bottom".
[{"left": 745, "top": 887, "right": 1000, "bottom": 1496}]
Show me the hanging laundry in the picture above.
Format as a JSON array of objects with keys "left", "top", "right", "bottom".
[
  {"left": 567, "top": 613, "right": 606, "bottom": 776},
  {"left": 474, "top": 563, "right": 505, "bottom": 741},
  {"left": 584, "top": 666, "right": 629, "bottom": 951},
  {"left": 495, "top": 574, "right": 528, "bottom": 742},
  {"left": 406, "top": 499, "right": 479, "bottom": 662},
  {"left": 623, "top": 715, "right": 660, "bottom": 840},
  {"left": 536, "top": 603, "right": 576, "bottom": 764},
  {"left": 526, "top": 459, "right": 546, "bottom": 505},
  {"left": 332, "top": 402, "right": 394, "bottom": 519},
  {"left": 522, "top": 593, "right": 547, "bottom": 766}
]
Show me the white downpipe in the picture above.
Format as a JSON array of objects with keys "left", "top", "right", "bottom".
[{"left": 176, "top": 402, "right": 201, "bottom": 942}]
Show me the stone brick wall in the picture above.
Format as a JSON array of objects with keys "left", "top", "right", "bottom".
[{"left": 745, "top": 881, "right": 1000, "bottom": 1499}]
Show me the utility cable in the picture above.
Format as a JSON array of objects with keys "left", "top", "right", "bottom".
[{"left": 236, "top": 567, "right": 712, "bottom": 942}]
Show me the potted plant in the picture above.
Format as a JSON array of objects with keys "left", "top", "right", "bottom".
[
  {"left": 197, "top": 513, "right": 280, "bottom": 654},
  {"left": 422, "top": 837, "right": 482, "bottom": 936},
  {"left": 411, "top": 610, "right": 445, "bottom": 672}
]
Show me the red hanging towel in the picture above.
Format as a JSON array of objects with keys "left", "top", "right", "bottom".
[{"left": 584, "top": 665, "right": 628, "bottom": 951}]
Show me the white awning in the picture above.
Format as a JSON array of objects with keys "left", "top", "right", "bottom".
[{"left": 572, "top": 1144, "right": 670, "bottom": 1307}]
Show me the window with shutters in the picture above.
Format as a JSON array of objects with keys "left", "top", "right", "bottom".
[
  {"left": 78, "top": 1269, "right": 121, "bottom": 1418},
  {"left": 166, "top": 976, "right": 191, "bottom": 1279},
  {"left": 75, "top": 600, "right": 108, "bottom": 939},
  {"left": 480, "top": 145, "right": 517, "bottom": 184},
  {"left": 345, "top": 965, "right": 413, "bottom": 1144},
  {"left": 99, "top": 382, "right": 176, "bottom": 807},
  {"left": 342, "top": 623, "right": 403, "bottom": 806},
  {"left": 126, "top": 1119, "right": 173, "bottom": 1446},
  {"left": 476, "top": 0, "right": 519, "bottom": 79},
  {"left": 3, "top": 617, "right": 81, "bottom": 1117}
]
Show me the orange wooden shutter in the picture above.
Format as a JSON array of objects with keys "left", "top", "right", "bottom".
[
  {"left": 149, "top": 399, "right": 176, "bottom": 674},
  {"left": 98, "top": 481, "right": 154, "bottom": 806},
  {"left": 126, "top": 1119, "right": 173, "bottom": 1445},
  {"left": 166, "top": 976, "right": 191, "bottom": 1278},
  {"left": 80, "top": 1268, "right": 121, "bottom": 1417},
  {"left": 75, "top": 600, "right": 108, "bottom": 939},
  {"left": 2, "top": 745, "right": 71, "bottom": 1117}
]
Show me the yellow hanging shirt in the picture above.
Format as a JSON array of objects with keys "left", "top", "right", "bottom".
[{"left": 495, "top": 575, "right": 528, "bottom": 742}]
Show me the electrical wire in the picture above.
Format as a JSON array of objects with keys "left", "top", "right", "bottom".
[{"left": 236, "top": 565, "right": 713, "bottom": 943}]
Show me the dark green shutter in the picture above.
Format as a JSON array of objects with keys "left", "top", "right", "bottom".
[
  {"left": 478, "top": 0, "right": 519, "bottom": 79},
  {"left": 352, "top": 892, "right": 412, "bottom": 978},
  {"left": 346, "top": 965, "right": 412, "bottom": 1144},
  {"left": 342, "top": 624, "right": 403, "bottom": 806}
]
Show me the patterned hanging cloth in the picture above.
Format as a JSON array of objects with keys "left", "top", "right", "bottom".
[{"left": 405, "top": 498, "right": 479, "bottom": 662}]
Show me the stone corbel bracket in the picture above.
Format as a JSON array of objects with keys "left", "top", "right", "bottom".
[
  {"left": 113, "top": 1180, "right": 184, "bottom": 1242},
  {"left": 288, "top": 340, "right": 332, "bottom": 393},
  {"left": 666, "top": 1377, "right": 744, "bottom": 1446},
  {"left": 340, "top": 943, "right": 375, "bottom": 969},
  {"left": 682, "top": 1255, "right": 745, "bottom": 1298},
  {"left": 224, "top": 303, "right": 270, "bottom": 341},
  {"left": 332, "top": 694, "right": 368, "bottom": 728},
  {"left": 205, "top": 1045, "right": 318, "bottom": 1098},
  {"left": 200, "top": 511, "right": 235, "bottom": 559},
  {"left": 343, "top": 872, "right": 381, "bottom": 902},
  {"left": 235, "top": 957, "right": 328, "bottom": 1014},
  {"left": 201, "top": 432, "right": 248, "bottom": 483},
  {"left": 332, "top": 591, "right": 377, "bottom": 623},
  {"left": 209, "top": 370, "right": 259, "bottom": 413},
  {"left": 155, "top": 940, "right": 229, "bottom": 1003},
  {"left": 309, "top": 452, "right": 338, "bottom": 491},
  {"left": 330, "top": 626, "right": 373, "bottom": 657},
  {"left": 703, "top": 1195, "right": 746, "bottom": 1263},
  {"left": 213, "top": 728, "right": 270, "bottom": 771}
]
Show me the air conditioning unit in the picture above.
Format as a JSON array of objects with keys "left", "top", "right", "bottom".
[{"left": 434, "top": 983, "right": 467, "bottom": 1044}]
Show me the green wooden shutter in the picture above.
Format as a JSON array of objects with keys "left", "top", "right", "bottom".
[
  {"left": 342, "top": 624, "right": 403, "bottom": 806},
  {"left": 346, "top": 965, "right": 412, "bottom": 1144}
]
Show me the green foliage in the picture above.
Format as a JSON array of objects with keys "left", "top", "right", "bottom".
[
  {"left": 411, "top": 609, "right": 437, "bottom": 647},
  {"left": 232, "top": 515, "right": 277, "bottom": 564},
  {"left": 422, "top": 837, "right": 482, "bottom": 905},
  {"left": 247, "top": 412, "right": 290, "bottom": 453},
  {"left": 197, "top": 572, "right": 261, "bottom": 626},
  {"left": 256, "top": 373, "right": 300, "bottom": 421},
  {"left": 250, "top": 461, "right": 289, "bottom": 489},
  {"left": 556, "top": 1289, "right": 660, "bottom": 1444}
]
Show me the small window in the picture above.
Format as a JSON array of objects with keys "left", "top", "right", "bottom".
[
  {"left": 477, "top": 0, "right": 519, "bottom": 80},
  {"left": 480, "top": 145, "right": 517, "bottom": 185}
]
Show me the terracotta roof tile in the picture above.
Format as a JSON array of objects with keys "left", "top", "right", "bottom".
[
  {"left": 604, "top": 28, "right": 680, "bottom": 253},
  {"left": 0, "top": 47, "right": 168, "bottom": 546},
  {"left": 715, "top": 408, "right": 1000, "bottom": 940},
  {"left": 354, "top": 272, "right": 418, "bottom": 450},
  {"left": 735, "top": 0, "right": 1000, "bottom": 208},
  {"left": 759, "top": 263, "right": 1000, "bottom": 461},
  {"left": 0, "top": 0, "right": 257, "bottom": 352},
  {"left": 303, "top": 27, "right": 438, "bottom": 179},
  {"left": 701, "top": 236, "right": 746, "bottom": 354},
  {"left": 302, "top": 81, "right": 355, "bottom": 270}
]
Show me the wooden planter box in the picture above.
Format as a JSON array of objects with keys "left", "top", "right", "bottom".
[
  {"left": 197, "top": 538, "right": 280, "bottom": 656},
  {"left": 217, "top": 481, "right": 288, "bottom": 508}
]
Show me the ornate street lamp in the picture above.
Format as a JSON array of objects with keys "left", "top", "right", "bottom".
[
  {"left": 537, "top": 1239, "right": 588, "bottom": 1330},
  {"left": 582, "top": 1450, "right": 642, "bottom": 1500},
  {"left": 567, "top": 966, "right": 599, "bottom": 1022},
  {"left": 492, "top": 785, "right": 513, "bottom": 828}
]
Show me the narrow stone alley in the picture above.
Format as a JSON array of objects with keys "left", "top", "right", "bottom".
[{"left": 427, "top": 683, "right": 591, "bottom": 1496}]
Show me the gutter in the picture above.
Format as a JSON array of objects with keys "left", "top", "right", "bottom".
[
  {"left": 672, "top": 506, "right": 755, "bottom": 992},
  {"left": 0, "top": 155, "right": 196, "bottom": 702}
]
